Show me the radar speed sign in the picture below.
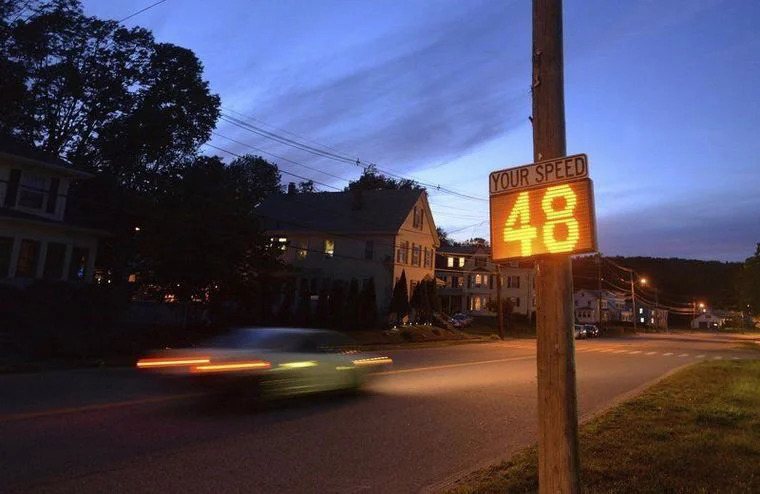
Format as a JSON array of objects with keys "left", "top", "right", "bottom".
[{"left": 489, "top": 154, "right": 597, "bottom": 262}]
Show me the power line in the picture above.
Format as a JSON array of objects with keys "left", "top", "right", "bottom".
[
  {"left": 218, "top": 110, "right": 489, "bottom": 203},
  {"left": 119, "top": 0, "right": 170, "bottom": 23}
]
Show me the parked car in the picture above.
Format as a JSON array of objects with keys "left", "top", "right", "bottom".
[
  {"left": 136, "top": 327, "right": 392, "bottom": 399},
  {"left": 584, "top": 324, "right": 600, "bottom": 338},
  {"left": 450, "top": 313, "right": 474, "bottom": 328},
  {"left": 574, "top": 324, "right": 586, "bottom": 339}
]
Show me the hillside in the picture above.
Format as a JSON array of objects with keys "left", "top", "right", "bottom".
[{"left": 572, "top": 256, "right": 741, "bottom": 310}]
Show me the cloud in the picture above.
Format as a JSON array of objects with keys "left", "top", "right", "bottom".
[{"left": 228, "top": 1, "right": 529, "bottom": 176}]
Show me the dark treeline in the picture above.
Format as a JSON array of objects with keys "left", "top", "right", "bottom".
[{"left": 573, "top": 255, "right": 746, "bottom": 311}]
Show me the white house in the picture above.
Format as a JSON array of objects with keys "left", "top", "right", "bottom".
[
  {"left": 435, "top": 244, "right": 536, "bottom": 317},
  {"left": 574, "top": 289, "right": 627, "bottom": 324},
  {"left": 257, "top": 187, "right": 440, "bottom": 311},
  {"left": 690, "top": 311, "right": 726, "bottom": 330},
  {"left": 0, "top": 138, "right": 102, "bottom": 284}
]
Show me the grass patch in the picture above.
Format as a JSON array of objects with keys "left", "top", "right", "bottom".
[{"left": 449, "top": 360, "right": 760, "bottom": 493}]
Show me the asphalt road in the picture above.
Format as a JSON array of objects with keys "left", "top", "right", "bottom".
[{"left": 1, "top": 332, "right": 757, "bottom": 493}]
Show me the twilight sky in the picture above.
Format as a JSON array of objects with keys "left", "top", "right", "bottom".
[{"left": 83, "top": 0, "right": 760, "bottom": 262}]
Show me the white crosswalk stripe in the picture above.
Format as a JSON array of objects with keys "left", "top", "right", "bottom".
[
  {"left": 678, "top": 353, "right": 689, "bottom": 357},
  {"left": 645, "top": 351, "right": 657, "bottom": 355},
  {"left": 663, "top": 352, "right": 674, "bottom": 356},
  {"left": 696, "top": 354, "right": 706, "bottom": 359}
]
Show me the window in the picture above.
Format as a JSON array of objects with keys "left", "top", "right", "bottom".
[
  {"left": 412, "top": 206, "right": 424, "bottom": 229},
  {"left": 458, "top": 257, "right": 465, "bottom": 267},
  {"left": 16, "top": 239, "right": 40, "bottom": 278},
  {"left": 271, "top": 237, "right": 287, "bottom": 252},
  {"left": 455, "top": 276, "right": 464, "bottom": 288},
  {"left": 507, "top": 276, "right": 521, "bottom": 288},
  {"left": 396, "top": 241, "right": 409, "bottom": 264},
  {"left": 17, "top": 173, "right": 47, "bottom": 210},
  {"left": 0, "top": 237, "right": 12, "bottom": 278},
  {"left": 447, "top": 256, "right": 454, "bottom": 268},
  {"left": 324, "top": 239, "right": 334, "bottom": 258},
  {"left": 411, "top": 244, "right": 421, "bottom": 266},
  {"left": 68, "top": 246, "right": 89, "bottom": 281},
  {"left": 483, "top": 274, "right": 489, "bottom": 286},
  {"left": 515, "top": 297, "right": 521, "bottom": 307},
  {"left": 365, "top": 240, "right": 374, "bottom": 260},
  {"left": 424, "top": 248, "right": 432, "bottom": 268},
  {"left": 43, "top": 242, "right": 66, "bottom": 280}
]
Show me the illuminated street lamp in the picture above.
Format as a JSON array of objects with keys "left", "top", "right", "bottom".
[{"left": 640, "top": 277, "right": 648, "bottom": 285}]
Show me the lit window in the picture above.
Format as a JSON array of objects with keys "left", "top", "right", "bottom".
[
  {"left": 447, "top": 256, "right": 454, "bottom": 268},
  {"left": 458, "top": 257, "right": 465, "bottom": 267},
  {"left": 324, "top": 239, "right": 334, "bottom": 258},
  {"left": 475, "top": 274, "right": 482, "bottom": 285},
  {"left": 483, "top": 274, "right": 488, "bottom": 285},
  {"left": 639, "top": 308, "right": 643, "bottom": 314}
]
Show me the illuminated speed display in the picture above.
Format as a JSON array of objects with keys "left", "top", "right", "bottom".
[{"left": 489, "top": 155, "right": 597, "bottom": 261}]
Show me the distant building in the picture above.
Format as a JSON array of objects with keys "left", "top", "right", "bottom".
[
  {"left": 0, "top": 138, "right": 102, "bottom": 284},
  {"left": 573, "top": 289, "right": 627, "bottom": 324},
  {"left": 257, "top": 187, "right": 440, "bottom": 312},
  {"left": 690, "top": 311, "right": 726, "bottom": 330},
  {"left": 435, "top": 244, "right": 535, "bottom": 317}
]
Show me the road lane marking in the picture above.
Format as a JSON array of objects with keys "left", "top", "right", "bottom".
[
  {"left": 678, "top": 353, "right": 689, "bottom": 357},
  {"left": 645, "top": 351, "right": 657, "bottom": 355},
  {"left": 0, "top": 392, "right": 205, "bottom": 424},
  {"left": 663, "top": 352, "right": 674, "bottom": 356},
  {"left": 714, "top": 356, "right": 723, "bottom": 360},
  {"left": 696, "top": 355, "right": 706, "bottom": 359},
  {"left": 377, "top": 355, "right": 534, "bottom": 376},
  {"left": 628, "top": 351, "right": 642, "bottom": 355},
  {"left": 611, "top": 350, "right": 628, "bottom": 354}
]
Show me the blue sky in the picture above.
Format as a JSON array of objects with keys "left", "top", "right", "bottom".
[{"left": 83, "top": 0, "right": 760, "bottom": 261}]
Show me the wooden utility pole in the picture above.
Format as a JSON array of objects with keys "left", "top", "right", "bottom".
[
  {"left": 496, "top": 266, "right": 505, "bottom": 339},
  {"left": 630, "top": 271, "right": 637, "bottom": 331},
  {"left": 532, "top": 1, "right": 580, "bottom": 492}
]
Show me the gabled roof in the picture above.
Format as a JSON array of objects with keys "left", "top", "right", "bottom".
[
  {"left": 257, "top": 189, "right": 428, "bottom": 235},
  {"left": 0, "top": 135, "right": 92, "bottom": 178}
]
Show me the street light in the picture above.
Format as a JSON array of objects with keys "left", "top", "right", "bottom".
[{"left": 640, "top": 277, "right": 647, "bottom": 285}]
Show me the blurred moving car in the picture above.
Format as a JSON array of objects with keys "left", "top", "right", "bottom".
[
  {"left": 136, "top": 327, "right": 391, "bottom": 399},
  {"left": 573, "top": 324, "right": 586, "bottom": 339},
  {"left": 584, "top": 324, "right": 600, "bottom": 338},
  {"left": 450, "top": 313, "right": 474, "bottom": 328}
]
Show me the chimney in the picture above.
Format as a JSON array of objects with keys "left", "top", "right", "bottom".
[
  {"left": 287, "top": 182, "right": 296, "bottom": 196},
  {"left": 351, "top": 188, "right": 363, "bottom": 210}
]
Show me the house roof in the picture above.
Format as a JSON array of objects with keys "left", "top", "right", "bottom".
[
  {"left": 257, "top": 189, "right": 428, "bottom": 235},
  {"left": 0, "top": 135, "right": 92, "bottom": 178}
]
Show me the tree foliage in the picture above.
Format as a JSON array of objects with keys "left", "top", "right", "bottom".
[
  {"left": 0, "top": 0, "right": 220, "bottom": 190},
  {"left": 345, "top": 164, "right": 423, "bottom": 192},
  {"left": 390, "top": 270, "right": 410, "bottom": 324},
  {"left": 738, "top": 244, "right": 760, "bottom": 316}
]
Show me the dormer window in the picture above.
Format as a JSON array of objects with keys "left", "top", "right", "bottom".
[{"left": 17, "top": 173, "right": 47, "bottom": 210}]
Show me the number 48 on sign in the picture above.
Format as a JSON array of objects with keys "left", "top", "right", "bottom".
[{"left": 489, "top": 154, "right": 597, "bottom": 262}]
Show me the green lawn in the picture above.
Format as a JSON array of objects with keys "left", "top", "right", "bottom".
[{"left": 450, "top": 360, "right": 760, "bottom": 493}]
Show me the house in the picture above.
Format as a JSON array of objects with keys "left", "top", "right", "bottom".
[
  {"left": 633, "top": 305, "right": 669, "bottom": 329},
  {"left": 0, "top": 138, "right": 102, "bottom": 283},
  {"left": 256, "top": 186, "right": 440, "bottom": 312},
  {"left": 435, "top": 244, "right": 536, "bottom": 317},
  {"left": 574, "top": 289, "right": 627, "bottom": 324},
  {"left": 691, "top": 311, "right": 726, "bottom": 330}
]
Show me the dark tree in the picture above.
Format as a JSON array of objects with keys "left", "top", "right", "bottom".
[
  {"left": 136, "top": 155, "right": 280, "bottom": 302},
  {"left": 738, "top": 243, "right": 760, "bottom": 316},
  {"left": 0, "top": 0, "right": 220, "bottom": 189},
  {"left": 294, "top": 279, "right": 311, "bottom": 326},
  {"left": 343, "top": 279, "right": 360, "bottom": 330},
  {"left": 297, "top": 180, "right": 315, "bottom": 193},
  {"left": 345, "top": 164, "right": 423, "bottom": 192},
  {"left": 390, "top": 270, "right": 410, "bottom": 325},
  {"left": 277, "top": 279, "right": 296, "bottom": 324},
  {"left": 315, "top": 287, "right": 330, "bottom": 327},
  {"left": 359, "top": 278, "right": 378, "bottom": 329},
  {"left": 328, "top": 280, "right": 346, "bottom": 329},
  {"left": 437, "top": 227, "right": 452, "bottom": 247},
  {"left": 411, "top": 281, "right": 432, "bottom": 323}
]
